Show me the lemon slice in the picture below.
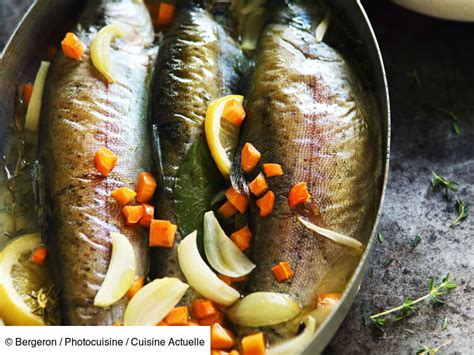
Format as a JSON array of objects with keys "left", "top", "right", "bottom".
[
  {"left": 205, "top": 95, "right": 244, "bottom": 179},
  {"left": 0, "top": 234, "right": 58, "bottom": 325}
]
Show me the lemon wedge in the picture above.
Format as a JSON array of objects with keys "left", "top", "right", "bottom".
[
  {"left": 91, "top": 24, "right": 125, "bottom": 83},
  {"left": 94, "top": 232, "right": 136, "bottom": 307},
  {"left": 0, "top": 233, "right": 58, "bottom": 325},
  {"left": 205, "top": 95, "right": 244, "bottom": 179}
]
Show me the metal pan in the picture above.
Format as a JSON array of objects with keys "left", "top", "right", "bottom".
[{"left": 0, "top": 0, "right": 390, "bottom": 352}]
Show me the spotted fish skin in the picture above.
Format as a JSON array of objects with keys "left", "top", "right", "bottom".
[
  {"left": 36, "top": 0, "right": 155, "bottom": 325},
  {"left": 150, "top": 4, "right": 245, "bottom": 282},
  {"left": 231, "top": 1, "right": 382, "bottom": 342}
]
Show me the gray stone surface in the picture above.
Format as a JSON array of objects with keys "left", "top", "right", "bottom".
[{"left": 1, "top": 1, "right": 472, "bottom": 354}]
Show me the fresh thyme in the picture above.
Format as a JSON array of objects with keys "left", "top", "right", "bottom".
[
  {"left": 417, "top": 340, "right": 452, "bottom": 355},
  {"left": 29, "top": 285, "right": 60, "bottom": 325},
  {"left": 438, "top": 108, "right": 461, "bottom": 136},
  {"left": 411, "top": 234, "right": 422, "bottom": 248},
  {"left": 452, "top": 198, "right": 468, "bottom": 227},
  {"left": 431, "top": 171, "right": 459, "bottom": 196},
  {"left": 383, "top": 258, "right": 394, "bottom": 267},
  {"left": 370, "top": 273, "right": 457, "bottom": 329},
  {"left": 441, "top": 316, "right": 448, "bottom": 331},
  {"left": 377, "top": 232, "right": 385, "bottom": 243}
]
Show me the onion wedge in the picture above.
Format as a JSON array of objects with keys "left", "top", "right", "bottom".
[
  {"left": 203, "top": 211, "right": 255, "bottom": 277},
  {"left": 123, "top": 277, "right": 188, "bottom": 326},
  {"left": 178, "top": 231, "right": 240, "bottom": 306},
  {"left": 315, "top": 13, "right": 331, "bottom": 43},
  {"left": 267, "top": 316, "right": 316, "bottom": 355},
  {"left": 226, "top": 292, "right": 301, "bottom": 327},
  {"left": 25, "top": 61, "right": 50, "bottom": 131},
  {"left": 94, "top": 232, "right": 136, "bottom": 307},
  {"left": 298, "top": 217, "right": 365, "bottom": 255},
  {"left": 90, "top": 24, "right": 125, "bottom": 83}
]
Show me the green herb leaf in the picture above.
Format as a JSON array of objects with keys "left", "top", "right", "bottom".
[
  {"left": 452, "top": 198, "right": 468, "bottom": 226},
  {"left": 383, "top": 258, "right": 394, "bottom": 267},
  {"left": 431, "top": 171, "right": 459, "bottom": 194},
  {"left": 412, "top": 234, "right": 422, "bottom": 248},
  {"left": 452, "top": 121, "right": 461, "bottom": 135},
  {"left": 377, "top": 232, "right": 385, "bottom": 243},
  {"left": 442, "top": 317, "right": 448, "bottom": 331}
]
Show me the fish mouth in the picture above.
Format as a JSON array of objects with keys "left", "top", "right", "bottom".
[{"left": 0, "top": 0, "right": 389, "bottom": 352}]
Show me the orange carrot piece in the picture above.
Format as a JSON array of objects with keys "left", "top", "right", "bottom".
[
  {"left": 230, "top": 226, "right": 252, "bottom": 252},
  {"left": 225, "top": 187, "right": 249, "bottom": 214},
  {"left": 241, "top": 143, "right": 261, "bottom": 173},
  {"left": 241, "top": 332, "right": 266, "bottom": 355},
  {"left": 199, "top": 311, "right": 224, "bottom": 326},
  {"left": 318, "top": 293, "right": 342, "bottom": 307},
  {"left": 61, "top": 32, "right": 84, "bottom": 60},
  {"left": 188, "top": 319, "right": 200, "bottom": 326},
  {"left": 139, "top": 203, "right": 154, "bottom": 227},
  {"left": 156, "top": 320, "right": 168, "bottom": 326},
  {"left": 111, "top": 187, "right": 136, "bottom": 205},
  {"left": 156, "top": 3, "right": 176, "bottom": 27},
  {"left": 229, "top": 351, "right": 240, "bottom": 355},
  {"left": 94, "top": 147, "right": 118, "bottom": 177},
  {"left": 31, "top": 246, "right": 48, "bottom": 265},
  {"left": 263, "top": 163, "right": 283, "bottom": 177},
  {"left": 46, "top": 46, "right": 57, "bottom": 61},
  {"left": 211, "top": 323, "right": 236, "bottom": 350},
  {"left": 218, "top": 200, "right": 238, "bottom": 219},
  {"left": 136, "top": 172, "right": 157, "bottom": 203},
  {"left": 164, "top": 306, "right": 189, "bottom": 326},
  {"left": 211, "top": 351, "right": 229, "bottom": 355},
  {"left": 126, "top": 276, "right": 145, "bottom": 300},
  {"left": 22, "top": 83, "right": 33, "bottom": 106},
  {"left": 256, "top": 190, "right": 275, "bottom": 217},
  {"left": 288, "top": 182, "right": 311, "bottom": 207},
  {"left": 112, "top": 322, "right": 122, "bottom": 326},
  {"left": 149, "top": 219, "right": 177, "bottom": 247},
  {"left": 122, "top": 205, "right": 144, "bottom": 226},
  {"left": 271, "top": 261, "right": 293, "bottom": 282},
  {"left": 248, "top": 173, "right": 268, "bottom": 197},
  {"left": 222, "top": 99, "right": 246, "bottom": 126},
  {"left": 192, "top": 299, "right": 218, "bottom": 319}
]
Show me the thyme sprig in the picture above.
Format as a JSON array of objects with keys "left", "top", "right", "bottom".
[
  {"left": 417, "top": 340, "right": 452, "bottom": 355},
  {"left": 370, "top": 273, "right": 457, "bottom": 329},
  {"left": 452, "top": 198, "right": 468, "bottom": 227},
  {"left": 431, "top": 171, "right": 459, "bottom": 196},
  {"left": 29, "top": 285, "right": 60, "bottom": 325}
]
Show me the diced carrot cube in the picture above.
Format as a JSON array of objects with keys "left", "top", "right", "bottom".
[
  {"left": 61, "top": 32, "right": 84, "bottom": 60},
  {"left": 126, "top": 276, "right": 145, "bottom": 300},
  {"left": 241, "top": 332, "right": 266, "bottom": 355},
  {"left": 288, "top": 182, "right": 311, "bottom": 207},
  {"left": 139, "top": 203, "right": 154, "bottom": 227},
  {"left": 188, "top": 319, "right": 200, "bottom": 326},
  {"left": 271, "top": 261, "right": 293, "bottom": 282},
  {"left": 230, "top": 226, "right": 252, "bottom": 251},
  {"left": 241, "top": 143, "right": 261, "bottom": 173},
  {"left": 263, "top": 163, "right": 283, "bottom": 177},
  {"left": 111, "top": 187, "right": 136, "bottom": 205},
  {"left": 164, "top": 306, "right": 189, "bottom": 326},
  {"left": 122, "top": 205, "right": 144, "bottom": 226},
  {"left": 22, "top": 83, "right": 33, "bottom": 106},
  {"left": 211, "top": 351, "right": 229, "bottom": 355},
  {"left": 156, "top": 3, "right": 176, "bottom": 27},
  {"left": 136, "top": 172, "right": 157, "bottom": 203},
  {"left": 249, "top": 173, "right": 269, "bottom": 197},
  {"left": 31, "top": 246, "right": 48, "bottom": 265},
  {"left": 222, "top": 99, "right": 246, "bottom": 126},
  {"left": 199, "top": 311, "right": 224, "bottom": 326},
  {"left": 112, "top": 322, "right": 122, "bottom": 326},
  {"left": 225, "top": 187, "right": 249, "bottom": 214},
  {"left": 318, "top": 293, "right": 342, "bottom": 307},
  {"left": 149, "top": 219, "right": 177, "bottom": 247},
  {"left": 94, "top": 147, "right": 118, "bottom": 177},
  {"left": 229, "top": 351, "right": 240, "bottom": 355},
  {"left": 218, "top": 200, "right": 238, "bottom": 219},
  {"left": 156, "top": 321, "right": 168, "bottom": 326},
  {"left": 211, "top": 323, "right": 236, "bottom": 350},
  {"left": 256, "top": 190, "right": 275, "bottom": 217},
  {"left": 192, "top": 299, "right": 218, "bottom": 319}
]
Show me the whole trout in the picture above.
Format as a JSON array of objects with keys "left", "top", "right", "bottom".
[
  {"left": 36, "top": 0, "right": 155, "bottom": 325},
  {"left": 150, "top": 4, "right": 245, "bottom": 282},
  {"left": 231, "top": 1, "right": 382, "bottom": 341}
]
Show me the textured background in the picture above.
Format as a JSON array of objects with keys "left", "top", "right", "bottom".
[{"left": 1, "top": 1, "right": 472, "bottom": 354}]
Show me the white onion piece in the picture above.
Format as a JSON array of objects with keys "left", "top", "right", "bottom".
[
  {"left": 90, "top": 24, "right": 125, "bottom": 83},
  {"left": 315, "top": 13, "right": 331, "bottom": 43},
  {"left": 123, "top": 277, "right": 188, "bottom": 326},
  {"left": 0, "top": 318, "right": 4, "bottom": 326},
  {"left": 25, "top": 61, "right": 50, "bottom": 131},
  {"left": 178, "top": 231, "right": 240, "bottom": 306},
  {"left": 298, "top": 217, "right": 365, "bottom": 255},
  {"left": 204, "top": 211, "right": 255, "bottom": 277},
  {"left": 227, "top": 292, "right": 301, "bottom": 327},
  {"left": 94, "top": 232, "right": 136, "bottom": 307},
  {"left": 267, "top": 316, "right": 316, "bottom": 355}
]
